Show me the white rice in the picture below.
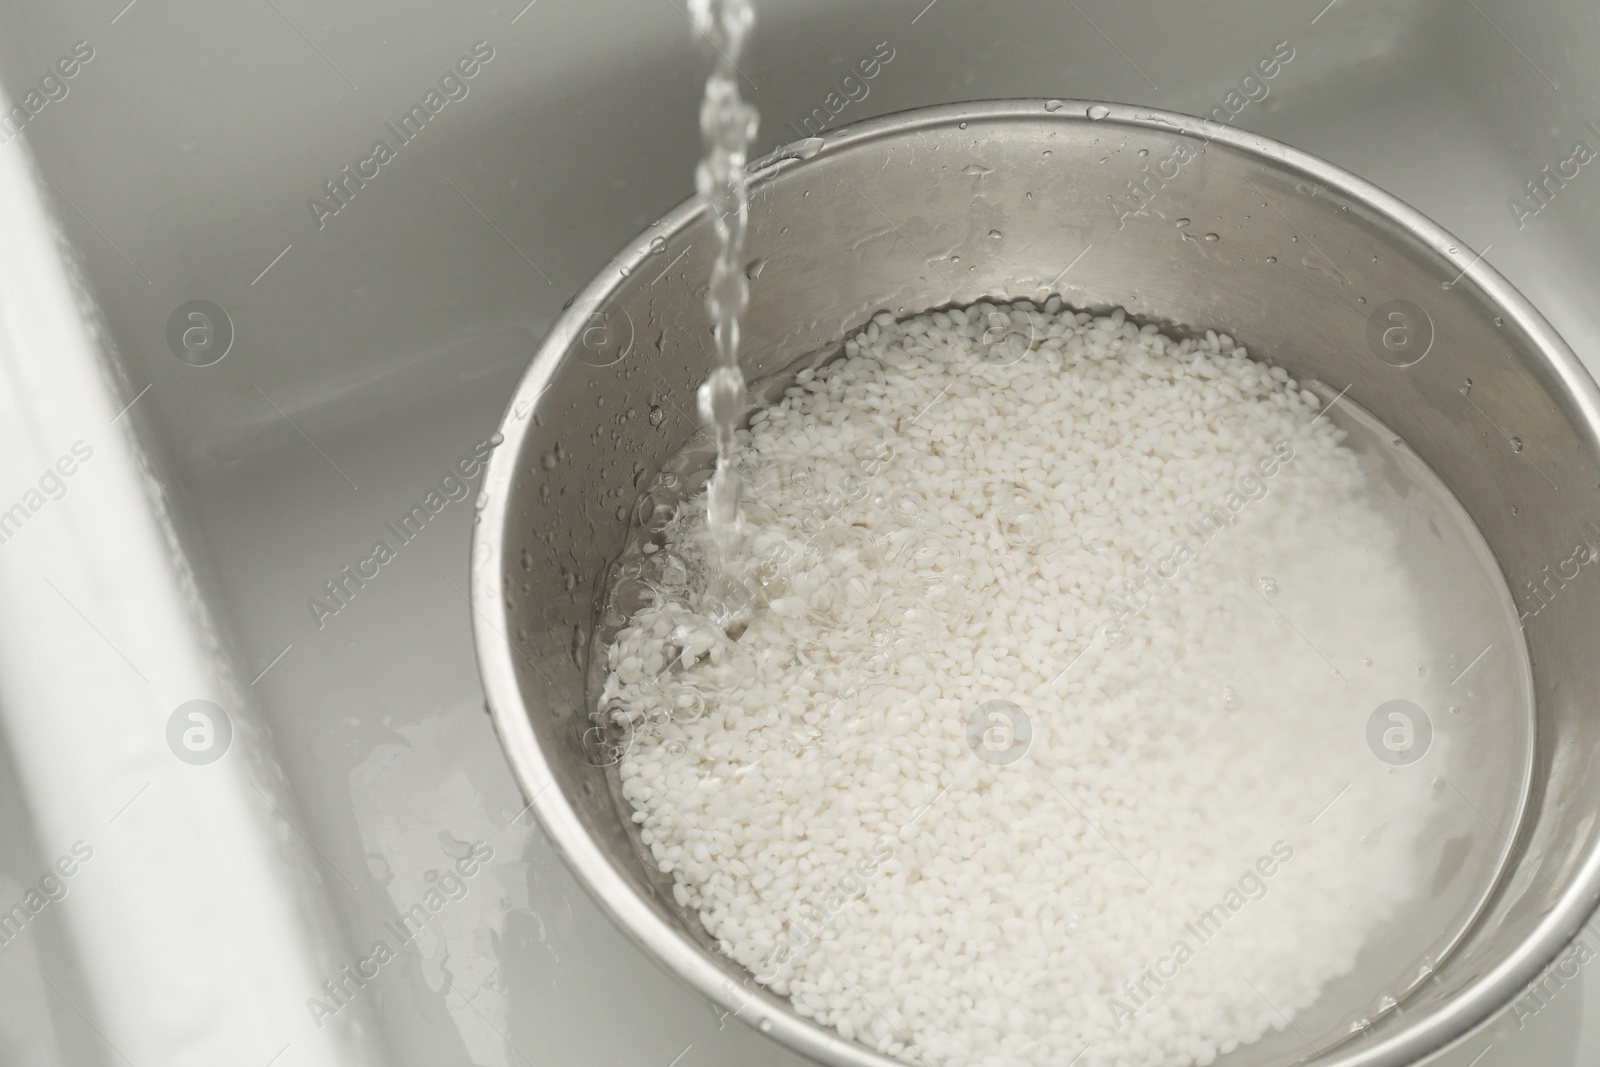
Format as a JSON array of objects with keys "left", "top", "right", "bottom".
[{"left": 602, "top": 299, "right": 1435, "bottom": 1067}]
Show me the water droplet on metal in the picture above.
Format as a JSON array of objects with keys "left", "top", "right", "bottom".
[
  {"left": 988, "top": 229, "right": 1003, "bottom": 239},
  {"left": 1044, "top": 99, "right": 1066, "bottom": 112},
  {"left": 1204, "top": 233, "right": 1220, "bottom": 242},
  {"left": 649, "top": 236, "right": 668, "bottom": 255},
  {"left": 1265, "top": 256, "right": 1277, "bottom": 263},
  {"left": 648, "top": 405, "right": 665, "bottom": 427},
  {"left": 1222, "top": 687, "right": 1243, "bottom": 711},
  {"left": 1086, "top": 104, "right": 1111, "bottom": 120},
  {"left": 1511, "top": 436, "right": 1523, "bottom": 453},
  {"left": 542, "top": 452, "right": 558, "bottom": 469},
  {"left": 1259, "top": 576, "right": 1279, "bottom": 597},
  {"left": 1175, "top": 218, "right": 1190, "bottom": 227},
  {"left": 962, "top": 162, "right": 992, "bottom": 177},
  {"left": 958, "top": 121, "right": 968, "bottom": 129}
]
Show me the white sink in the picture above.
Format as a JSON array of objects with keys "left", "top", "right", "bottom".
[{"left": 0, "top": 0, "right": 1597, "bottom": 1064}]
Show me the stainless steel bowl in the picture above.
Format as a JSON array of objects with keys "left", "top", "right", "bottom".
[{"left": 471, "top": 100, "right": 1600, "bottom": 1066}]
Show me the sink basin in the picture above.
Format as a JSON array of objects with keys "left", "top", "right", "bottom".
[{"left": 0, "top": 1, "right": 1597, "bottom": 1064}]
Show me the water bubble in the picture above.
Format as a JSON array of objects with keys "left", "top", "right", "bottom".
[
  {"left": 1137, "top": 148, "right": 1149, "bottom": 157},
  {"left": 649, "top": 236, "right": 668, "bottom": 256},
  {"left": 619, "top": 265, "right": 631, "bottom": 277},
  {"left": 1222, "top": 687, "right": 1243, "bottom": 711},
  {"left": 1494, "top": 316, "right": 1504, "bottom": 327},
  {"left": 1460, "top": 378, "right": 1472, "bottom": 395},
  {"left": 671, "top": 687, "right": 707, "bottom": 724},
  {"left": 988, "top": 229, "right": 1003, "bottom": 239},
  {"left": 1258, "top": 576, "right": 1279, "bottom": 597},
  {"left": 1511, "top": 436, "right": 1524, "bottom": 453},
  {"left": 1204, "top": 233, "right": 1220, "bottom": 242},
  {"left": 1086, "top": 105, "right": 1111, "bottom": 120},
  {"left": 1175, "top": 218, "right": 1190, "bottom": 227},
  {"left": 648, "top": 405, "right": 666, "bottom": 427},
  {"left": 996, "top": 491, "right": 1050, "bottom": 548},
  {"left": 1044, "top": 99, "right": 1066, "bottom": 112},
  {"left": 792, "top": 137, "right": 825, "bottom": 159},
  {"left": 1265, "top": 256, "right": 1277, "bottom": 263}
]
